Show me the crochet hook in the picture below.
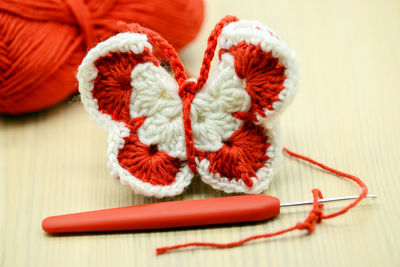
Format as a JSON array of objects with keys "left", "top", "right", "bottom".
[{"left": 42, "top": 194, "right": 376, "bottom": 234}]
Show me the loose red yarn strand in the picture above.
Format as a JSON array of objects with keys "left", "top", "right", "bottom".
[
  {"left": 196, "top": 15, "right": 238, "bottom": 89},
  {"left": 282, "top": 147, "right": 368, "bottom": 219},
  {"left": 156, "top": 147, "right": 368, "bottom": 255}
]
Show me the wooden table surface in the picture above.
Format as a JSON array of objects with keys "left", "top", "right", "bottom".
[{"left": 1, "top": 0, "right": 399, "bottom": 266}]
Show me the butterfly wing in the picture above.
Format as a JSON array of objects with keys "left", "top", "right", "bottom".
[
  {"left": 77, "top": 32, "right": 193, "bottom": 197},
  {"left": 193, "top": 19, "right": 299, "bottom": 193}
]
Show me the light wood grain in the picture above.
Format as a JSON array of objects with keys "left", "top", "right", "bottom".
[{"left": 1, "top": 0, "right": 400, "bottom": 266}]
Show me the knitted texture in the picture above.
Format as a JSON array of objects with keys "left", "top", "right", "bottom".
[{"left": 77, "top": 16, "right": 299, "bottom": 197}]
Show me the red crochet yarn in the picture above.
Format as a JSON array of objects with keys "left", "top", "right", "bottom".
[
  {"left": 156, "top": 147, "right": 369, "bottom": 255},
  {"left": 74, "top": 16, "right": 370, "bottom": 251},
  {"left": 86, "top": 15, "right": 289, "bottom": 188},
  {"left": 220, "top": 42, "right": 287, "bottom": 117},
  {"left": 196, "top": 122, "right": 270, "bottom": 187},
  {"left": 0, "top": 0, "right": 204, "bottom": 114},
  {"left": 93, "top": 50, "right": 158, "bottom": 122},
  {"left": 118, "top": 133, "right": 183, "bottom": 186}
]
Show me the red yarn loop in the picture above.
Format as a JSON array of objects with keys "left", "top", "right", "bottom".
[
  {"left": 295, "top": 189, "right": 324, "bottom": 233},
  {"left": 156, "top": 147, "right": 369, "bottom": 255},
  {"left": 178, "top": 81, "right": 197, "bottom": 99}
]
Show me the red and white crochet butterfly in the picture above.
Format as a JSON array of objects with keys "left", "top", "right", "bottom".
[{"left": 77, "top": 16, "right": 299, "bottom": 198}]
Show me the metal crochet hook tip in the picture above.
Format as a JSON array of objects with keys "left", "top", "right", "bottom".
[{"left": 280, "top": 194, "right": 377, "bottom": 207}]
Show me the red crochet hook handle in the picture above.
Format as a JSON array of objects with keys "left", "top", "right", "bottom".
[{"left": 42, "top": 195, "right": 280, "bottom": 233}]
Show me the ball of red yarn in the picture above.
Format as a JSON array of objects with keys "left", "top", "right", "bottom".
[{"left": 0, "top": 0, "right": 204, "bottom": 115}]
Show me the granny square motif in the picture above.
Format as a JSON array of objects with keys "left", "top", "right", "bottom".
[{"left": 77, "top": 16, "right": 299, "bottom": 197}]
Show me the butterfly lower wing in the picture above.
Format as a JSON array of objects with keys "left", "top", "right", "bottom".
[
  {"left": 196, "top": 123, "right": 282, "bottom": 193},
  {"left": 78, "top": 32, "right": 193, "bottom": 197},
  {"left": 193, "top": 19, "right": 298, "bottom": 193}
]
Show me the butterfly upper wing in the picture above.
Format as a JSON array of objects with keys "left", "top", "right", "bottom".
[
  {"left": 193, "top": 20, "right": 299, "bottom": 193},
  {"left": 218, "top": 20, "right": 299, "bottom": 124},
  {"left": 77, "top": 32, "right": 193, "bottom": 198}
]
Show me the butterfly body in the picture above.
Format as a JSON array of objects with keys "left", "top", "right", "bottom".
[{"left": 77, "top": 16, "right": 299, "bottom": 197}]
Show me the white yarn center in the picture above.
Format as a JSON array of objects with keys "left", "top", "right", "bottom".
[{"left": 129, "top": 53, "right": 250, "bottom": 159}]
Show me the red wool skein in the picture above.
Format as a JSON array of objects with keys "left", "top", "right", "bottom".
[{"left": 0, "top": 0, "right": 204, "bottom": 114}]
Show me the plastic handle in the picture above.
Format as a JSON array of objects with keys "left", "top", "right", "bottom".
[{"left": 42, "top": 194, "right": 280, "bottom": 233}]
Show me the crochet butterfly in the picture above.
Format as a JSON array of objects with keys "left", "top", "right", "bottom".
[{"left": 77, "top": 16, "right": 299, "bottom": 198}]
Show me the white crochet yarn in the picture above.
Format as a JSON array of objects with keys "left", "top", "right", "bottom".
[
  {"left": 77, "top": 19, "right": 299, "bottom": 197},
  {"left": 77, "top": 33, "right": 193, "bottom": 198},
  {"left": 130, "top": 62, "right": 187, "bottom": 159},
  {"left": 194, "top": 20, "right": 299, "bottom": 194},
  {"left": 191, "top": 53, "right": 250, "bottom": 152},
  {"left": 219, "top": 20, "right": 299, "bottom": 126},
  {"left": 197, "top": 124, "right": 282, "bottom": 194}
]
